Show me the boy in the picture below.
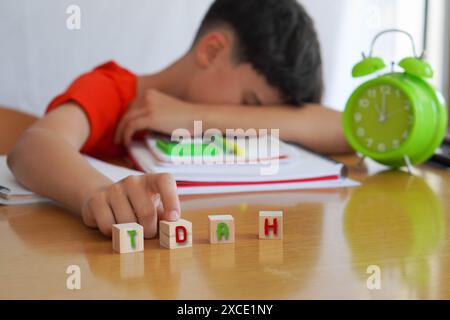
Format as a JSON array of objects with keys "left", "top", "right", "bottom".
[{"left": 8, "top": 0, "right": 350, "bottom": 238}]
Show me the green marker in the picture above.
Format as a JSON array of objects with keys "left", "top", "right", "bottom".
[
  {"left": 156, "top": 139, "right": 219, "bottom": 157},
  {"left": 213, "top": 135, "right": 245, "bottom": 156}
]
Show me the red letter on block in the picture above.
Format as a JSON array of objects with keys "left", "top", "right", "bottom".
[
  {"left": 175, "top": 226, "right": 187, "bottom": 243},
  {"left": 264, "top": 218, "right": 278, "bottom": 236}
]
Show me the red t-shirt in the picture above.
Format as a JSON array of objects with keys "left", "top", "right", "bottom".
[{"left": 46, "top": 61, "right": 137, "bottom": 158}]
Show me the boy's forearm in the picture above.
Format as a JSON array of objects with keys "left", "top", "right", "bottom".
[
  {"left": 8, "top": 128, "right": 112, "bottom": 213},
  {"left": 197, "top": 103, "right": 352, "bottom": 154}
]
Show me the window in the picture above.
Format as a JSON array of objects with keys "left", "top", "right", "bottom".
[{"left": 425, "top": 0, "right": 449, "bottom": 101}]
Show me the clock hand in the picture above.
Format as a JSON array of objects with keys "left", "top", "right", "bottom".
[
  {"left": 375, "top": 104, "right": 386, "bottom": 123},
  {"left": 385, "top": 109, "right": 403, "bottom": 118},
  {"left": 375, "top": 104, "right": 381, "bottom": 116},
  {"left": 381, "top": 93, "right": 387, "bottom": 116}
]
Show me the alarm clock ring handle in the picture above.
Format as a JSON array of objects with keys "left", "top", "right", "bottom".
[
  {"left": 368, "top": 29, "right": 420, "bottom": 59},
  {"left": 352, "top": 29, "right": 433, "bottom": 79}
]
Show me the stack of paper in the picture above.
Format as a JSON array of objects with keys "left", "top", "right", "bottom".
[{"left": 127, "top": 136, "right": 359, "bottom": 195}]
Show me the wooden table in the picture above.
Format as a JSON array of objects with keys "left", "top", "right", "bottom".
[{"left": 1, "top": 107, "right": 449, "bottom": 300}]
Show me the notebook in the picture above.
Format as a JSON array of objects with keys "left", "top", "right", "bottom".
[{"left": 127, "top": 136, "right": 359, "bottom": 194}]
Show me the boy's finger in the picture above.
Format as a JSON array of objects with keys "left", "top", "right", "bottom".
[
  {"left": 92, "top": 200, "right": 116, "bottom": 237},
  {"left": 108, "top": 191, "right": 137, "bottom": 224},
  {"left": 146, "top": 199, "right": 159, "bottom": 239},
  {"left": 126, "top": 185, "right": 159, "bottom": 238},
  {"left": 81, "top": 206, "right": 98, "bottom": 228},
  {"left": 115, "top": 108, "right": 148, "bottom": 144},
  {"left": 156, "top": 199, "right": 165, "bottom": 219},
  {"left": 123, "top": 117, "right": 152, "bottom": 145},
  {"left": 115, "top": 113, "right": 135, "bottom": 144},
  {"left": 146, "top": 173, "right": 180, "bottom": 221}
]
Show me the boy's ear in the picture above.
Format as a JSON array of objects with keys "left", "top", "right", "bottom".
[{"left": 194, "top": 31, "right": 231, "bottom": 68}]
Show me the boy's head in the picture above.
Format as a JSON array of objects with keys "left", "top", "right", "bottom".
[{"left": 183, "top": 0, "right": 323, "bottom": 107}]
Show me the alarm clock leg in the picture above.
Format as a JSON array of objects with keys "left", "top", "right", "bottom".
[
  {"left": 403, "top": 155, "right": 414, "bottom": 174},
  {"left": 357, "top": 156, "right": 366, "bottom": 170}
]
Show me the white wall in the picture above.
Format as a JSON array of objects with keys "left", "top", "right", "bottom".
[
  {"left": 0, "top": 0, "right": 213, "bottom": 115},
  {"left": 0, "top": 0, "right": 427, "bottom": 116}
]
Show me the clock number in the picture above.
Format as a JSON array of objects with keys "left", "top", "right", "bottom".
[
  {"left": 366, "top": 138, "right": 374, "bottom": 148},
  {"left": 380, "top": 85, "right": 391, "bottom": 95},
  {"left": 377, "top": 143, "right": 386, "bottom": 152},
  {"left": 407, "top": 115, "right": 413, "bottom": 125},
  {"left": 392, "top": 139, "right": 400, "bottom": 149},
  {"left": 404, "top": 101, "right": 411, "bottom": 111},
  {"left": 359, "top": 99, "right": 369, "bottom": 108},
  {"left": 357, "top": 127, "right": 365, "bottom": 137},
  {"left": 354, "top": 112, "right": 362, "bottom": 123},
  {"left": 402, "top": 131, "right": 409, "bottom": 140},
  {"left": 368, "top": 89, "right": 376, "bottom": 98}
]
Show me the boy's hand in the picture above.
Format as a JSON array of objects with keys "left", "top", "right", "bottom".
[
  {"left": 81, "top": 173, "right": 180, "bottom": 238},
  {"left": 114, "top": 89, "right": 196, "bottom": 145}
]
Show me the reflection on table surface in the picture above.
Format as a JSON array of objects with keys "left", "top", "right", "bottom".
[{"left": 344, "top": 170, "right": 446, "bottom": 299}]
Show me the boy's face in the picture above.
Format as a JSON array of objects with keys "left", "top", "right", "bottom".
[{"left": 184, "top": 30, "right": 283, "bottom": 107}]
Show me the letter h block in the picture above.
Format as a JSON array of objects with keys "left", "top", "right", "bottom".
[
  {"left": 112, "top": 223, "right": 144, "bottom": 253},
  {"left": 208, "top": 215, "right": 235, "bottom": 244},
  {"left": 159, "top": 219, "right": 193, "bottom": 249},
  {"left": 259, "top": 211, "right": 283, "bottom": 240}
]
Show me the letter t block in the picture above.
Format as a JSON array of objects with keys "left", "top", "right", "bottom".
[
  {"left": 259, "top": 211, "right": 283, "bottom": 240},
  {"left": 208, "top": 215, "right": 235, "bottom": 244},
  {"left": 112, "top": 223, "right": 144, "bottom": 253}
]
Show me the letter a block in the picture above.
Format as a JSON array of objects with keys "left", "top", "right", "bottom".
[
  {"left": 159, "top": 219, "right": 193, "bottom": 249},
  {"left": 112, "top": 223, "right": 144, "bottom": 253},
  {"left": 259, "top": 211, "right": 283, "bottom": 240},
  {"left": 208, "top": 215, "right": 235, "bottom": 244}
]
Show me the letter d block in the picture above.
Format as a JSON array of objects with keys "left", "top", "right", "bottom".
[
  {"left": 208, "top": 215, "right": 235, "bottom": 244},
  {"left": 259, "top": 211, "right": 283, "bottom": 240},
  {"left": 159, "top": 219, "right": 192, "bottom": 249},
  {"left": 112, "top": 223, "right": 144, "bottom": 253}
]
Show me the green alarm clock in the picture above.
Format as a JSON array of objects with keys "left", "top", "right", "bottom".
[{"left": 343, "top": 29, "right": 448, "bottom": 168}]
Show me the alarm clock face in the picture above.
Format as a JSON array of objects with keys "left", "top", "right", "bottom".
[{"left": 348, "top": 83, "right": 414, "bottom": 154}]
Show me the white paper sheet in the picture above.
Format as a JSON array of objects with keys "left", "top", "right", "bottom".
[{"left": 0, "top": 154, "right": 359, "bottom": 206}]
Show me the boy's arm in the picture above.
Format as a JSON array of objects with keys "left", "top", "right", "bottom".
[
  {"left": 7, "top": 103, "right": 180, "bottom": 238},
  {"left": 116, "top": 90, "right": 352, "bottom": 155},
  {"left": 199, "top": 103, "right": 351, "bottom": 154}
]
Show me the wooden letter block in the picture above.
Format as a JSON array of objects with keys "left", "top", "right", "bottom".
[
  {"left": 208, "top": 215, "right": 235, "bottom": 244},
  {"left": 159, "top": 219, "right": 192, "bottom": 249},
  {"left": 112, "top": 223, "right": 144, "bottom": 253},
  {"left": 259, "top": 211, "right": 283, "bottom": 240}
]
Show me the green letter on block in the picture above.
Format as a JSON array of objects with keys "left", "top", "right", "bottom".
[
  {"left": 216, "top": 222, "right": 229, "bottom": 241},
  {"left": 127, "top": 230, "right": 137, "bottom": 249}
]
